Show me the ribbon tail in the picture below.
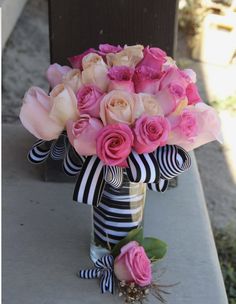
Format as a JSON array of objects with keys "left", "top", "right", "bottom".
[
  {"left": 50, "top": 134, "right": 67, "bottom": 160},
  {"left": 148, "top": 178, "right": 169, "bottom": 193},
  {"left": 100, "top": 270, "right": 114, "bottom": 294},
  {"left": 126, "top": 150, "right": 160, "bottom": 183},
  {"left": 28, "top": 139, "right": 53, "bottom": 164},
  {"left": 73, "top": 156, "right": 105, "bottom": 206},
  {"left": 63, "top": 144, "right": 85, "bottom": 176}
]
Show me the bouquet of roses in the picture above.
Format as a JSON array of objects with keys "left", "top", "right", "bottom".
[{"left": 19, "top": 44, "right": 222, "bottom": 303}]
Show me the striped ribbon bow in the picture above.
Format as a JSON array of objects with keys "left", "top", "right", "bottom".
[{"left": 79, "top": 254, "right": 114, "bottom": 294}]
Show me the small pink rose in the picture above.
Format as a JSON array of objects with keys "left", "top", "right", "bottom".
[
  {"left": 67, "top": 115, "right": 103, "bottom": 155},
  {"left": 133, "top": 114, "right": 170, "bottom": 154},
  {"left": 114, "top": 241, "right": 152, "bottom": 287},
  {"left": 46, "top": 63, "right": 72, "bottom": 88},
  {"left": 133, "top": 65, "right": 163, "bottom": 94},
  {"left": 108, "top": 66, "right": 135, "bottom": 92},
  {"left": 137, "top": 46, "right": 167, "bottom": 74},
  {"left": 96, "top": 124, "right": 133, "bottom": 167},
  {"left": 76, "top": 85, "right": 104, "bottom": 117},
  {"left": 159, "top": 67, "right": 189, "bottom": 91},
  {"left": 68, "top": 48, "right": 97, "bottom": 70},
  {"left": 98, "top": 44, "right": 122, "bottom": 55},
  {"left": 186, "top": 83, "right": 201, "bottom": 105}
]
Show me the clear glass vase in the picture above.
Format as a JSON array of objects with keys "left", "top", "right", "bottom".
[{"left": 90, "top": 171, "right": 146, "bottom": 262}]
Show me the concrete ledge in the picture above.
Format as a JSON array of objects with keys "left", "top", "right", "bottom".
[
  {"left": 1, "top": 0, "right": 28, "bottom": 48},
  {"left": 2, "top": 124, "right": 228, "bottom": 304}
]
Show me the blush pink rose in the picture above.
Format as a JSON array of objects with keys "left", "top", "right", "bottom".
[
  {"left": 98, "top": 43, "right": 122, "bottom": 55},
  {"left": 114, "top": 241, "right": 152, "bottom": 287},
  {"left": 133, "top": 66, "right": 163, "bottom": 94},
  {"left": 133, "top": 114, "right": 170, "bottom": 154},
  {"left": 108, "top": 66, "right": 135, "bottom": 92},
  {"left": 68, "top": 48, "right": 97, "bottom": 70},
  {"left": 186, "top": 83, "right": 201, "bottom": 105},
  {"left": 159, "top": 67, "right": 189, "bottom": 91},
  {"left": 155, "top": 86, "right": 180, "bottom": 116},
  {"left": 20, "top": 85, "right": 79, "bottom": 141},
  {"left": 46, "top": 63, "right": 72, "bottom": 88},
  {"left": 76, "top": 85, "right": 104, "bottom": 117},
  {"left": 96, "top": 124, "right": 133, "bottom": 167},
  {"left": 167, "top": 103, "right": 222, "bottom": 151},
  {"left": 67, "top": 115, "right": 103, "bottom": 155},
  {"left": 137, "top": 46, "right": 167, "bottom": 74}
]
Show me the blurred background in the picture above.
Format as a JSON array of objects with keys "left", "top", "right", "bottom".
[{"left": 2, "top": 0, "right": 236, "bottom": 302}]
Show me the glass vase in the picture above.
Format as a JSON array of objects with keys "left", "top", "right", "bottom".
[{"left": 90, "top": 171, "right": 146, "bottom": 262}]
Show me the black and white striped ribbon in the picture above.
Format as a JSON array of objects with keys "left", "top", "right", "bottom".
[
  {"left": 93, "top": 174, "right": 145, "bottom": 247},
  {"left": 63, "top": 144, "right": 85, "bottom": 176},
  {"left": 79, "top": 254, "right": 114, "bottom": 294},
  {"left": 104, "top": 166, "right": 123, "bottom": 189},
  {"left": 28, "top": 139, "right": 52, "bottom": 164},
  {"left": 126, "top": 150, "right": 160, "bottom": 183},
  {"left": 148, "top": 178, "right": 169, "bottom": 193},
  {"left": 50, "top": 135, "right": 67, "bottom": 160},
  {"left": 155, "top": 145, "right": 191, "bottom": 180},
  {"left": 73, "top": 156, "right": 105, "bottom": 206}
]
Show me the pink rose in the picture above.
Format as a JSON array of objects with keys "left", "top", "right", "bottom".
[
  {"left": 98, "top": 44, "right": 122, "bottom": 55},
  {"left": 67, "top": 115, "right": 103, "bottom": 155},
  {"left": 46, "top": 63, "right": 71, "bottom": 88},
  {"left": 155, "top": 86, "right": 180, "bottom": 116},
  {"left": 100, "top": 90, "right": 135, "bottom": 125},
  {"left": 96, "top": 124, "right": 133, "bottom": 167},
  {"left": 133, "top": 66, "right": 162, "bottom": 94},
  {"left": 168, "top": 103, "right": 222, "bottom": 151},
  {"left": 62, "top": 69, "right": 82, "bottom": 93},
  {"left": 133, "top": 114, "right": 170, "bottom": 154},
  {"left": 76, "top": 85, "right": 104, "bottom": 117},
  {"left": 114, "top": 241, "right": 152, "bottom": 287},
  {"left": 159, "top": 67, "right": 189, "bottom": 91},
  {"left": 19, "top": 85, "right": 79, "bottom": 141},
  {"left": 108, "top": 66, "right": 135, "bottom": 92},
  {"left": 137, "top": 46, "right": 167, "bottom": 74},
  {"left": 68, "top": 48, "right": 97, "bottom": 70},
  {"left": 186, "top": 83, "right": 201, "bottom": 105}
]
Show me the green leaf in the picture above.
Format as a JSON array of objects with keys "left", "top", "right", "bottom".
[
  {"left": 141, "top": 237, "right": 167, "bottom": 261},
  {"left": 111, "top": 227, "right": 144, "bottom": 258}
]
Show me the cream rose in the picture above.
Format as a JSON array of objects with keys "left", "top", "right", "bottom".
[
  {"left": 134, "top": 93, "right": 164, "bottom": 119},
  {"left": 81, "top": 53, "right": 109, "bottom": 92},
  {"left": 100, "top": 90, "right": 135, "bottom": 125},
  {"left": 62, "top": 69, "right": 82, "bottom": 93},
  {"left": 106, "top": 44, "right": 144, "bottom": 68}
]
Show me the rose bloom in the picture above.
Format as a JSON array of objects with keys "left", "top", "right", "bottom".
[
  {"left": 106, "top": 44, "right": 144, "bottom": 68},
  {"left": 46, "top": 63, "right": 72, "bottom": 88},
  {"left": 77, "top": 85, "right": 104, "bottom": 117},
  {"left": 134, "top": 93, "right": 164, "bottom": 119},
  {"left": 186, "top": 83, "right": 201, "bottom": 105},
  {"left": 98, "top": 43, "right": 122, "bottom": 55},
  {"left": 159, "top": 67, "right": 189, "bottom": 91},
  {"left": 133, "top": 114, "right": 170, "bottom": 154},
  {"left": 81, "top": 53, "right": 109, "bottom": 92},
  {"left": 133, "top": 65, "right": 163, "bottom": 94},
  {"left": 96, "top": 124, "right": 133, "bottom": 167},
  {"left": 108, "top": 66, "right": 135, "bottom": 92},
  {"left": 114, "top": 241, "right": 152, "bottom": 287},
  {"left": 100, "top": 90, "right": 135, "bottom": 125},
  {"left": 136, "top": 46, "right": 167, "bottom": 74},
  {"left": 67, "top": 115, "right": 103, "bottom": 155},
  {"left": 62, "top": 69, "right": 82, "bottom": 93},
  {"left": 168, "top": 103, "right": 222, "bottom": 151},
  {"left": 68, "top": 48, "right": 97, "bottom": 70},
  {"left": 19, "top": 85, "right": 79, "bottom": 140}
]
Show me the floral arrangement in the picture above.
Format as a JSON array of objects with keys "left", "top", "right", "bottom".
[{"left": 19, "top": 44, "right": 222, "bottom": 303}]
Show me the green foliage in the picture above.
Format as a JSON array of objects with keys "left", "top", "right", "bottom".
[
  {"left": 214, "top": 227, "right": 236, "bottom": 303},
  {"left": 111, "top": 227, "right": 167, "bottom": 262},
  {"left": 210, "top": 96, "right": 236, "bottom": 113}
]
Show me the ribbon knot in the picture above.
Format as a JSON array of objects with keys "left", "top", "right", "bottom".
[{"left": 79, "top": 254, "right": 114, "bottom": 294}]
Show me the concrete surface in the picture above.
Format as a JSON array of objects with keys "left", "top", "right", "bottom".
[
  {"left": 2, "top": 124, "right": 228, "bottom": 304},
  {"left": 1, "top": 0, "right": 28, "bottom": 48}
]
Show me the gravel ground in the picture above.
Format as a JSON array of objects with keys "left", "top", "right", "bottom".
[{"left": 2, "top": 0, "right": 236, "bottom": 229}]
